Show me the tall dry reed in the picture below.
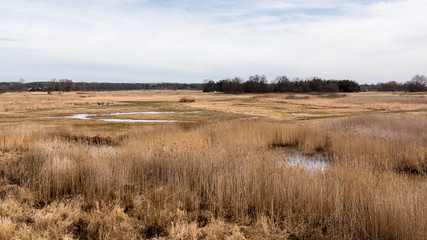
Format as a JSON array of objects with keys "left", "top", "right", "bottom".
[{"left": 2, "top": 116, "right": 425, "bottom": 239}]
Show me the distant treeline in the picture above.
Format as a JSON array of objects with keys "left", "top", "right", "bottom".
[
  {"left": 361, "top": 74, "right": 427, "bottom": 92},
  {"left": 203, "top": 75, "right": 361, "bottom": 93},
  {"left": 1, "top": 74, "right": 425, "bottom": 94},
  {"left": 0, "top": 79, "right": 203, "bottom": 93}
]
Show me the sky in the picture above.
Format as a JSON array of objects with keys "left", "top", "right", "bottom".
[{"left": 1, "top": 0, "right": 426, "bottom": 84}]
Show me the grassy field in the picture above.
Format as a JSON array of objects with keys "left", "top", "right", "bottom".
[{"left": 0, "top": 90, "right": 426, "bottom": 239}]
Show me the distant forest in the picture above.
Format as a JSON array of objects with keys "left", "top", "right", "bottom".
[
  {"left": 361, "top": 74, "right": 427, "bottom": 92},
  {"left": 203, "top": 74, "right": 427, "bottom": 93},
  {"left": 0, "top": 74, "right": 425, "bottom": 94},
  {"left": 0, "top": 79, "right": 203, "bottom": 93},
  {"left": 203, "top": 76, "right": 361, "bottom": 93}
]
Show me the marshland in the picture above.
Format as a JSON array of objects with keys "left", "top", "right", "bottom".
[{"left": 0, "top": 90, "right": 426, "bottom": 239}]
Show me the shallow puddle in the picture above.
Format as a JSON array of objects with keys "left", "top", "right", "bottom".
[
  {"left": 291, "top": 113, "right": 312, "bottom": 116},
  {"left": 98, "top": 119, "right": 193, "bottom": 123},
  {"left": 37, "top": 111, "right": 202, "bottom": 123},
  {"left": 276, "top": 148, "right": 328, "bottom": 172}
]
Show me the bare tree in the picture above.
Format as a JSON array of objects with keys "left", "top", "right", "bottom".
[
  {"left": 244, "top": 75, "right": 269, "bottom": 93},
  {"left": 9, "top": 78, "right": 26, "bottom": 92},
  {"left": 379, "top": 81, "right": 400, "bottom": 92},
  {"left": 0, "top": 84, "right": 9, "bottom": 94},
  {"left": 406, "top": 74, "right": 426, "bottom": 92},
  {"left": 47, "top": 78, "right": 57, "bottom": 94},
  {"left": 59, "top": 79, "right": 74, "bottom": 92}
]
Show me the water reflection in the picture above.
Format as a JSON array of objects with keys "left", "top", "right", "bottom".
[
  {"left": 38, "top": 111, "right": 201, "bottom": 123},
  {"left": 276, "top": 148, "right": 327, "bottom": 172},
  {"left": 291, "top": 113, "right": 312, "bottom": 116}
]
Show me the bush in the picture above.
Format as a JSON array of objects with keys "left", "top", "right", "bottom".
[
  {"left": 179, "top": 97, "right": 195, "bottom": 102},
  {"left": 0, "top": 84, "right": 9, "bottom": 94}
]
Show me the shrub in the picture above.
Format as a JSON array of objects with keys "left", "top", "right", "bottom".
[{"left": 179, "top": 97, "right": 195, "bottom": 102}]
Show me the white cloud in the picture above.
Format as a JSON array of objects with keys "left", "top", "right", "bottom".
[{"left": 0, "top": 0, "right": 426, "bottom": 83}]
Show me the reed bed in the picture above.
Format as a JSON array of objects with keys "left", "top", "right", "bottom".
[{"left": 0, "top": 114, "right": 426, "bottom": 239}]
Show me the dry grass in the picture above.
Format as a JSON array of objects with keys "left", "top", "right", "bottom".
[
  {"left": 0, "top": 91, "right": 426, "bottom": 239},
  {"left": 1, "top": 91, "right": 426, "bottom": 121},
  {"left": 1, "top": 117, "right": 426, "bottom": 239}
]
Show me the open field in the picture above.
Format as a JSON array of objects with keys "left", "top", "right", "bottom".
[{"left": 0, "top": 90, "right": 426, "bottom": 239}]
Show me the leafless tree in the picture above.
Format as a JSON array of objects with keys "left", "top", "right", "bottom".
[
  {"left": 59, "top": 79, "right": 74, "bottom": 92},
  {"left": 47, "top": 78, "right": 57, "bottom": 94},
  {"left": 406, "top": 74, "right": 426, "bottom": 92}
]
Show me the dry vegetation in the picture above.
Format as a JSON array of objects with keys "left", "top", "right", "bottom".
[
  {"left": 179, "top": 97, "right": 196, "bottom": 103},
  {"left": 0, "top": 91, "right": 426, "bottom": 239}
]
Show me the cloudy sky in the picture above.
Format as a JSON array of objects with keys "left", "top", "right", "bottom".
[{"left": 1, "top": 0, "right": 426, "bottom": 83}]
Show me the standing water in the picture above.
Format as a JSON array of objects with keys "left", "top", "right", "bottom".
[
  {"left": 276, "top": 148, "right": 328, "bottom": 172},
  {"left": 37, "top": 111, "right": 202, "bottom": 123}
]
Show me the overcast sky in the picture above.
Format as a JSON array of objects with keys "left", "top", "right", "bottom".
[{"left": 1, "top": 0, "right": 426, "bottom": 83}]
